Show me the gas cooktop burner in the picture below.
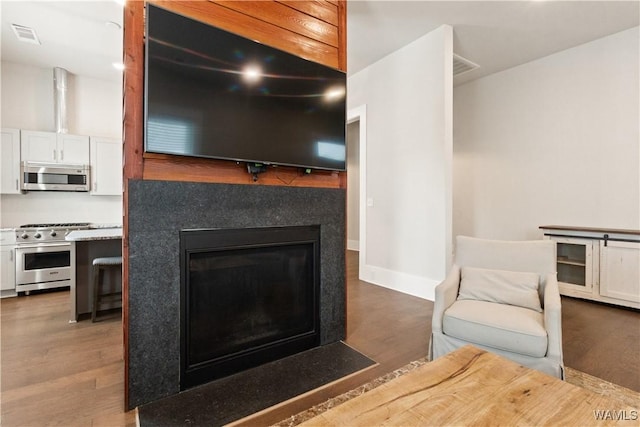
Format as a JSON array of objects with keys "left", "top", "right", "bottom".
[
  {"left": 16, "top": 222, "right": 91, "bottom": 244},
  {"left": 19, "top": 222, "right": 91, "bottom": 228}
]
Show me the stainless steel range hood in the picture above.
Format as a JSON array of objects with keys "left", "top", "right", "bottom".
[{"left": 53, "top": 67, "right": 69, "bottom": 134}]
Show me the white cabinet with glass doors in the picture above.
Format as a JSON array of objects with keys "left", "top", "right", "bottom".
[{"left": 541, "top": 226, "right": 639, "bottom": 310}]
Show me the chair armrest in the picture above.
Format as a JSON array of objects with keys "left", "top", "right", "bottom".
[
  {"left": 432, "top": 265, "right": 461, "bottom": 333},
  {"left": 543, "top": 273, "right": 563, "bottom": 361}
]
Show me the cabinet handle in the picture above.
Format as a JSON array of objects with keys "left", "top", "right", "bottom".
[
  {"left": 60, "top": 150, "right": 64, "bottom": 161},
  {"left": 15, "top": 179, "right": 18, "bottom": 190},
  {"left": 53, "top": 149, "right": 57, "bottom": 161},
  {"left": 94, "top": 182, "right": 97, "bottom": 192},
  {"left": 9, "top": 250, "right": 13, "bottom": 262}
]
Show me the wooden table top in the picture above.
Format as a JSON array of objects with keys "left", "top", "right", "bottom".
[
  {"left": 539, "top": 225, "right": 640, "bottom": 236},
  {"left": 298, "top": 345, "right": 638, "bottom": 426}
]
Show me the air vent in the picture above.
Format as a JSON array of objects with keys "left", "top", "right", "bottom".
[
  {"left": 453, "top": 53, "right": 478, "bottom": 76},
  {"left": 11, "top": 24, "right": 41, "bottom": 45}
]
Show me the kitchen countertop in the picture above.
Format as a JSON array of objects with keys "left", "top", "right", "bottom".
[
  {"left": 90, "top": 223, "right": 122, "bottom": 229},
  {"left": 66, "top": 227, "right": 122, "bottom": 241}
]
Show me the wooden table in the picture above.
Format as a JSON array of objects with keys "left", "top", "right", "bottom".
[{"left": 299, "top": 346, "right": 638, "bottom": 426}]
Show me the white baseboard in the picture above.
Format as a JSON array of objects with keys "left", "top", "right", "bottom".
[
  {"left": 347, "top": 239, "right": 360, "bottom": 251},
  {"left": 360, "top": 263, "right": 438, "bottom": 301}
]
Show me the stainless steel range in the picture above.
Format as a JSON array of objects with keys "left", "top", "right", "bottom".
[{"left": 15, "top": 223, "right": 90, "bottom": 293}]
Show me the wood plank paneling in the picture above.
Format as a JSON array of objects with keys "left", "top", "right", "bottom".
[
  {"left": 121, "top": 0, "right": 145, "bottom": 410},
  {"left": 151, "top": 0, "right": 340, "bottom": 69},
  {"left": 143, "top": 154, "right": 345, "bottom": 188},
  {"left": 218, "top": 1, "right": 339, "bottom": 48},
  {"left": 136, "top": 0, "right": 346, "bottom": 190},
  {"left": 277, "top": 0, "right": 339, "bottom": 26},
  {"left": 338, "top": 0, "right": 347, "bottom": 70},
  {"left": 122, "top": 2, "right": 144, "bottom": 181}
]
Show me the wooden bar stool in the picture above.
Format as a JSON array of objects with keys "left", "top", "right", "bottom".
[{"left": 92, "top": 256, "right": 123, "bottom": 322}]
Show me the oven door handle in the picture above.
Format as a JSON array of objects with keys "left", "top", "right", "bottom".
[{"left": 16, "top": 242, "right": 72, "bottom": 250}]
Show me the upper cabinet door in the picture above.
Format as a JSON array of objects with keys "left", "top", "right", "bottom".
[
  {"left": 20, "top": 131, "right": 90, "bottom": 164},
  {"left": 56, "top": 134, "right": 90, "bottom": 164},
  {"left": 1, "top": 128, "right": 21, "bottom": 194},
  {"left": 20, "top": 130, "right": 57, "bottom": 162},
  {"left": 90, "top": 137, "right": 122, "bottom": 196}
]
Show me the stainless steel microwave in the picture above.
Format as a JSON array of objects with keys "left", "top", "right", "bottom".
[{"left": 20, "top": 161, "right": 90, "bottom": 192}]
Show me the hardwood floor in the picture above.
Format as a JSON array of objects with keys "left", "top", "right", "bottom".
[
  {"left": 0, "top": 291, "right": 136, "bottom": 427},
  {"left": 1, "top": 250, "right": 638, "bottom": 426},
  {"left": 561, "top": 296, "right": 640, "bottom": 391}
]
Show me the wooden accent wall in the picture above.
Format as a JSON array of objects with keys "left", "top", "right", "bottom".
[
  {"left": 123, "top": 0, "right": 347, "bottom": 189},
  {"left": 122, "top": 0, "right": 347, "bottom": 409}
]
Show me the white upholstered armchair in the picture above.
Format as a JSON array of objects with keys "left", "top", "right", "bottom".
[{"left": 430, "top": 235, "right": 564, "bottom": 379}]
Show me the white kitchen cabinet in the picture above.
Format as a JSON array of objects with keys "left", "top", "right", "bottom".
[
  {"left": 90, "top": 137, "right": 122, "bottom": 196},
  {"left": 0, "top": 230, "right": 16, "bottom": 298},
  {"left": 1, "top": 128, "right": 21, "bottom": 194},
  {"left": 20, "top": 130, "right": 56, "bottom": 162},
  {"left": 541, "top": 226, "right": 640, "bottom": 309},
  {"left": 599, "top": 240, "right": 640, "bottom": 304},
  {"left": 57, "top": 134, "right": 91, "bottom": 163},
  {"left": 21, "top": 130, "right": 89, "bottom": 164}
]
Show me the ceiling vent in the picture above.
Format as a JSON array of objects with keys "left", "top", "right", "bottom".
[
  {"left": 11, "top": 24, "right": 41, "bottom": 45},
  {"left": 453, "top": 53, "right": 478, "bottom": 76}
]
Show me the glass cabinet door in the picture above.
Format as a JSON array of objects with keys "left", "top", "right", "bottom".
[{"left": 554, "top": 237, "right": 594, "bottom": 294}]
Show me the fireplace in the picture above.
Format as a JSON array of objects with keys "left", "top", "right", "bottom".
[
  {"left": 180, "top": 225, "right": 321, "bottom": 389},
  {"left": 127, "top": 180, "right": 345, "bottom": 408}
]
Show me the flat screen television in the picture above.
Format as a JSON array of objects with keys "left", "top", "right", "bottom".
[{"left": 144, "top": 4, "right": 347, "bottom": 171}]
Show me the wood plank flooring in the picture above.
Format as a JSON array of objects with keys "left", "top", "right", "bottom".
[
  {"left": 0, "top": 291, "right": 136, "bottom": 427},
  {"left": 561, "top": 296, "right": 640, "bottom": 391},
  {"left": 1, "top": 250, "right": 638, "bottom": 426}
]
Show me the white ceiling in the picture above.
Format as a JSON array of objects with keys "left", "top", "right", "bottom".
[
  {"left": 348, "top": 1, "right": 640, "bottom": 85},
  {"left": 1, "top": 1, "right": 124, "bottom": 82},
  {"left": 1, "top": 1, "right": 638, "bottom": 86}
]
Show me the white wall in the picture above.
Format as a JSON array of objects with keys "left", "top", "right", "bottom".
[
  {"left": 453, "top": 27, "right": 640, "bottom": 241},
  {"left": 1, "top": 191, "right": 121, "bottom": 226},
  {"left": 1, "top": 62, "right": 55, "bottom": 131},
  {"left": 348, "top": 25, "right": 453, "bottom": 301},
  {"left": 72, "top": 76, "right": 123, "bottom": 139},
  {"left": 1, "top": 61, "right": 122, "bottom": 139},
  {"left": 0, "top": 61, "right": 123, "bottom": 227}
]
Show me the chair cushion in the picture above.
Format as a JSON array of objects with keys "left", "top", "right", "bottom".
[
  {"left": 93, "top": 256, "right": 123, "bottom": 266},
  {"left": 443, "top": 299, "right": 548, "bottom": 358},
  {"left": 459, "top": 266, "right": 542, "bottom": 312}
]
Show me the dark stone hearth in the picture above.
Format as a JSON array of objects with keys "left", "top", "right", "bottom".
[
  {"left": 127, "top": 180, "right": 346, "bottom": 408},
  {"left": 137, "top": 342, "right": 375, "bottom": 426}
]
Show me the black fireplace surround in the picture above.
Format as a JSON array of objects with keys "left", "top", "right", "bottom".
[
  {"left": 180, "top": 225, "right": 321, "bottom": 389},
  {"left": 127, "top": 180, "right": 345, "bottom": 408}
]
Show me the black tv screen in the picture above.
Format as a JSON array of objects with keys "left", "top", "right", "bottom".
[{"left": 144, "top": 5, "right": 347, "bottom": 171}]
